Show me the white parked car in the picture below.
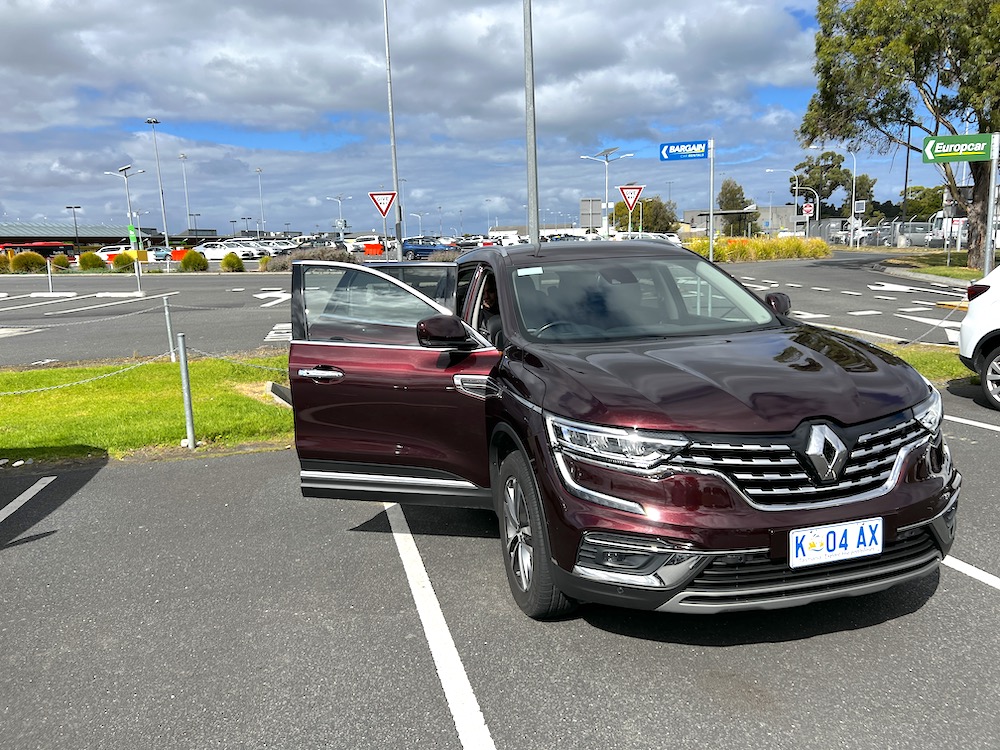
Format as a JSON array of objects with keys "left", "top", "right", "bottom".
[
  {"left": 194, "top": 241, "right": 251, "bottom": 261},
  {"left": 958, "top": 264, "right": 1000, "bottom": 409}
]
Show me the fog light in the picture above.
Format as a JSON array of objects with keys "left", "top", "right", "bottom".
[{"left": 575, "top": 532, "right": 705, "bottom": 589}]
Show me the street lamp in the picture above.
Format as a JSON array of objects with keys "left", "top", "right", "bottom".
[
  {"left": 811, "top": 145, "right": 857, "bottom": 246},
  {"left": 241, "top": 216, "right": 252, "bottom": 235},
  {"left": 255, "top": 167, "right": 265, "bottom": 238},
  {"left": 580, "top": 146, "right": 634, "bottom": 237},
  {"left": 179, "top": 153, "right": 192, "bottom": 233},
  {"left": 230, "top": 219, "right": 237, "bottom": 237},
  {"left": 189, "top": 213, "right": 201, "bottom": 234},
  {"left": 145, "top": 118, "right": 171, "bottom": 250},
  {"left": 104, "top": 164, "right": 145, "bottom": 250},
  {"left": 326, "top": 195, "right": 352, "bottom": 240},
  {"left": 765, "top": 168, "right": 800, "bottom": 234},
  {"left": 409, "top": 212, "right": 423, "bottom": 235},
  {"left": 65, "top": 205, "right": 81, "bottom": 248}
]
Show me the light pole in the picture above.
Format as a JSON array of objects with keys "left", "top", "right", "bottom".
[
  {"left": 846, "top": 150, "right": 857, "bottom": 247},
  {"left": 767, "top": 190, "right": 774, "bottom": 236},
  {"left": 230, "top": 219, "right": 237, "bottom": 237},
  {"left": 485, "top": 199, "right": 492, "bottom": 234},
  {"left": 765, "top": 168, "right": 799, "bottom": 234},
  {"left": 145, "top": 118, "right": 171, "bottom": 249},
  {"left": 326, "top": 195, "right": 352, "bottom": 240},
  {"left": 255, "top": 167, "right": 265, "bottom": 238},
  {"left": 179, "top": 153, "right": 192, "bottom": 233},
  {"left": 241, "top": 216, "right": 252, "bottom": 235},
  {"left": 438, "top": 205, "right": 442, "bottom": 236},
  {"left": 409, "top": 212, "right": 424, "bottom": 235},
  {"left": 66, "top": 205, "right": 81, "bottom": 248},
  {"left": 189, "top": 213, "right": 201, "bottom": 234},
  {"left": 104, "top": 164, "right": 145, "bottom": 250},
  {"left": 580, "top": 146, "right": 634, "bottom": 237}
]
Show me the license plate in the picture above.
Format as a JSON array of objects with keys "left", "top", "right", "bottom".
[{"left": 788, "top": 517, "right": 883, "bottom": 569}]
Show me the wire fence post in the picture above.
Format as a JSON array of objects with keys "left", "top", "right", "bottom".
[
  {"left": 164, "top": 298, "right": 176, "bottom": 362},
  {"left": 177, "top": 333, "right": 196, "bottom": 450}
]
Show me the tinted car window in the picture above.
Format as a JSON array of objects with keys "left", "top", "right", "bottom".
[
  {"left": 511, "top": 255, "right": 775, "bottom": 342},
  {"left": 302, "top": 266, "right": 439, "bottom": 345}
]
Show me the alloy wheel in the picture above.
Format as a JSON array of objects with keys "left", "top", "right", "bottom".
[{"left": 503, "top": 475, "right": 533, "bottom": 592}]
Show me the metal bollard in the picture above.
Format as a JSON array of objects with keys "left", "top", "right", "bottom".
[
  {"left": 177, "top": 333, "right": 197, "bottom": 450},
  {"left": 164, "top": 298, "right": 176, "bottom": 362}
]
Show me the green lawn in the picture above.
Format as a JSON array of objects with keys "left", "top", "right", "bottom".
[{"left": 0, "top": 353, "right": 293, "bottom": 462}]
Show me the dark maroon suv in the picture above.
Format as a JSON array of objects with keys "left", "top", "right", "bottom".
[{"left": 288, "top": 241, "right": 960, "bottom": 619}]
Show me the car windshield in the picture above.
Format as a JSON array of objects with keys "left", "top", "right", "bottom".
[{"left": 510, "top": 255, "right": 777, "bottom": 342}]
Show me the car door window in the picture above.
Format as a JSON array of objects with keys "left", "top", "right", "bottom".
[{"left": 302, "top": 265, "right": 443, "bottom": 346}]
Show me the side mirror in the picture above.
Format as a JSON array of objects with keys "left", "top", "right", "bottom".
[
  {"left": 416, "top": 314, "right": 478, "bottom": 350},
  {"left": 765, "top": 292, "right": 792, "bottom": 315}
]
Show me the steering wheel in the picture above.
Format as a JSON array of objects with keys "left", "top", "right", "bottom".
[{"left": 535, "top": 320, "right": 577, "bottom": 337}]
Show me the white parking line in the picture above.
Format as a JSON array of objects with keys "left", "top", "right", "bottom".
[
  {"left": 840, "top": 290, "right": 863, "bottom": 296},
  {"left": 385, "top": 502, "right": 495, "bottom": 750},
  {"left": 944, "top": 557, "right": 1000, "bottom": 592},
  {"left": 0, "top": 476, "right": 56, "bottom": 525},
  {"left": 0, "top": 294, "right": 98, "bottom": 312},
  {"left": 944, "top": 414, "right": 1000, "bottom": 432},
  {"left": 847, "top": 310, "right": 882, "bottom": 316},
  {"left": 811, "top": 287, "right": 830, "bottom": 292},
  {"left": 44, "top": 291, "right": 179, "bottom": 315}
]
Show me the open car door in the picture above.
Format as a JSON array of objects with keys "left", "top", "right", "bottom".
[{"left": 289, "top": 261, "right": 500, "bottom": 508}]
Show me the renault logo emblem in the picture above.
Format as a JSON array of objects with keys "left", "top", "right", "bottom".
[{"left": 805, "top": 424, "right": 848, "bottom": 483}]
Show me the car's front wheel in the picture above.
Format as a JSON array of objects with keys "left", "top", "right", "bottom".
[
  {"left": 496, "top": 452, "right": 575, "bottom": 619},
  {"left": 979, "top": 346, "right": 1000, "bottom": 410},
  {"left": 404, "top": 250, "right": 416, "bottom": 260}
]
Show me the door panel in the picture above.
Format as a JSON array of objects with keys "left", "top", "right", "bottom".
[{"left": 290, "top": 261, "right": 499, "bottom": 507}]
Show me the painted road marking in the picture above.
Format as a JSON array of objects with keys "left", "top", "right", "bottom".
[
  {"left": 840, "top": 290, "right": 863, "bottom": 296},
  {"left": 385, "top": 502, "right": 495, "bottom": 750},
  {"left": 895, "top": 313, "right": 961, "bottom": 329},
  {"left": 0, "top": 294, "right": 99, "bottom": 312},
  {"left": 44, "top": 291, "right": 179, "bottom": 315},
  {"left": 791, "top": 311, "right": 830, "bottom": 319},
  {"left": 899, "top": 306, "right": 932, "bottom": 312},
  {"left": 944, "top": 557, "right": 1000, "bottom": 592},
  {"left": 847, "top": 310, "right": 882, "bottom": 316},
  {"left": 0, "top": 476, "right": 56, "bottom": 525},
  {"left": 0, "top": 328, "right": 41, "bottom": 339},
  {"left": 811, "top": 287, "right": 830, "bottom": 292},
  {"left": 264, "top": 323, "right": 292, "bottom": 342},
  {"left": 873, "top": 295, "right": 897, "bottom": 301}
]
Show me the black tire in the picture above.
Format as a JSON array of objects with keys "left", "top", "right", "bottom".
[
  {"left": 979, "top": 346, "right": 1000, "bottom": 410},
  {"left": 496, "top": 452, "right": 575, "bottom": 619},
  {"left": 404, "top": 250, "right": 416, "bottom": 261}
]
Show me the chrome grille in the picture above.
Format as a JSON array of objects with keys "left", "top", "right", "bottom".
[{"left": 670, "top": 415, "right": 928, "bottom": 507}]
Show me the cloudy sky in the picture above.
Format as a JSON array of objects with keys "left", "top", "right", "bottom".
[{"left": 0, "top": 0, "right": 943, "bottom": 239}]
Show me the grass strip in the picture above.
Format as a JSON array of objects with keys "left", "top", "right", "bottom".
[{"left": 0, "top": 353, "right": 292, "bottom": 462}]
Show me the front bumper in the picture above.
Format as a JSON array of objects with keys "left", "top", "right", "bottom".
[{"left": 547, "top": 468, "right": 960, "bottom": 614}]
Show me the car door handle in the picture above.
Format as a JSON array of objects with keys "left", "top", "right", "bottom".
[{"left": 297, "top": 367, "right": 345, "bottom": 381}]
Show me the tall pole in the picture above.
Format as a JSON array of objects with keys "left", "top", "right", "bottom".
[
  {"left": 383, "top": 0, "right": 402, "bottom": 257},
  {"left": 230, "top": 219, "right": 237, "bottom": 237},
  {"left": 255, "top": 167, "right": 265, "bottom": 238},
  {"left": 145, "top": 118, "right": 171, "bottom": 250},
  {"left": 581, "top": 148, "right": 633, "bottom": 238},
  {"left": 66, "top": 205, "right": 81, "bottom": 248},
  {"left": 179, "top": 153, "right": 192, "bottom": 232},
  {"left": 523, "top": 0, "right": 540, "bottom": 244},
  {"left": 104, "top": 165, "right": 144, "bottom": 250},
  {"left": 848, "top": 150, "right": 857, "bottom": 247}
]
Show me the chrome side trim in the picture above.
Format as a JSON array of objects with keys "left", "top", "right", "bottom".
[
  {"left": 301, "top": 469, "right": 478, "bottom": 490},
  {"left": 290, "top": 338, "right": 494, "bottom": 353}
]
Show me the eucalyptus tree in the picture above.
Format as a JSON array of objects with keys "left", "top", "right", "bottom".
[{"left": 799, "top": 0, "right": 1000, "bottom": 268}]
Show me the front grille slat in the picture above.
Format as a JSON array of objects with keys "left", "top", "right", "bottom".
[
  {"left": 670, "top": 415, "right": 927, "bottom": 508},
  {"left": 675, "top": 530, "right": 940, "bottom": 607}
]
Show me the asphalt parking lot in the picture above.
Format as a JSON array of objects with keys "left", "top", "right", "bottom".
[
  {"left": 2, "top": 255, "right": 999, "bottom": 748},
  {"left": 2, "top": 403, "right": 999, "bottom": 749}
]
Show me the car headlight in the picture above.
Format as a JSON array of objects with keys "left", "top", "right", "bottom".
[
  {"left": 545, "top": 414, "right": 689, "bottom": 470},
  {"left": 913, "top": 385, "right": 943, "bottom": 434}
]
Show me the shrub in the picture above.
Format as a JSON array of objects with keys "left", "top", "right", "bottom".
[
  {"left": 179, "top": 250, "right": 209, "bottom": 272},
  {"left": 11, "top": 251, "right": 47, "bottom": 273},
  {"left": 78, "top": 251, "right": 107, "bottom": 271},
  {"left": 112, "top": 252, "right": 135, "bottom": 272},
  {"left": 220, "top": 252, "right": 245, "bottom": 272},
  {"left": 428, "top": 250, "right": 461, "bottom": 262},
  {"left": 0, "top": 254, "right": 9, "bottom": 273},
  {"left": 51, "top": 253, "right": 71, "bottom": 269},
  {"left": 258, "top": 256, "right": 270, "bottom": 272}
]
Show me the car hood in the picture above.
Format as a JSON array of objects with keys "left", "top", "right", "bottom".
[{"left": 528, "top": 325, "right": 928, "bottom": 433}]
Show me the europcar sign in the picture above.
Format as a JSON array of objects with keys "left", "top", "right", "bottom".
[
  {"left": 922, "top": 134, "right": 993, "bottom": 164},
  {"left": 660, "top": 140, "right": 708, "bottom": 161}
]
